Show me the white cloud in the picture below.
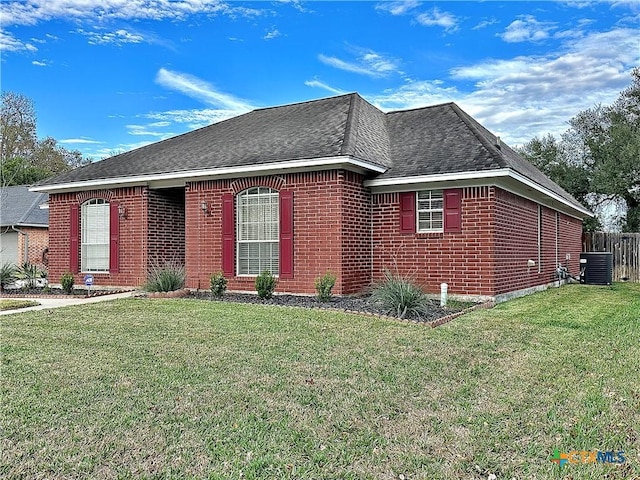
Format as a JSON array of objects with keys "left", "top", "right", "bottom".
[
  {"left": 0, "top": 0, "right": 263, "bottom": 27},
  {"left": 304, "top": 79, "right": 347, "bottom": 95},
  {"left": 278, "top": 0, "right": 309, "bottom": 13},
  {"left": 144, "top": 108, "right": 242, "bottom": 130},
  {"left": 416, "top": 7, "right": 459, "bottom": 32},
  {"left": 264, "top": 28, "right": 281, "bottom": 40},
  {"left": 373, "top": 28, "right": 639, "bottom": 145},
  {"left": 372, "top": 80, "right": 460, "bottom": 111},
  {"left": 319, "top": 49, "right": 400, "bottom": 78},
  {"left": 32, "top": 60, "right": 49, "bottom": 66},
  {"left": 375, "top": 1, "right": 421, "bottom": 16},
  {"left": 76, "top": 28, "right": 144, "bottom": 45},
  {"left": 155, "top": 68, "right": 255, "bottom": 112},
  {"left": 148, "top": 121, "right": 171, "bottom": 128},
  {"left": 126, "top": 124, "right": 172, "bottom": 137},
  {"left": 59, "top": 138, "right": 102, "bottom": 145},
  {"left": 500, "top": 15, "right": 556, "bottom": 43},
  {"left": 0, "top": 30, "right": 37, "bottom": 52},
  {"left": 473, "top": 18, "right": 499, "bottom": 30}
]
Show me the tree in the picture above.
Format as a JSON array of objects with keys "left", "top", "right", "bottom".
[
  {"left": 0, "top": 91, "right": 89, "bottom": 186},
  {"left": 520, "top": 69, "right": 640, "bottom": 232},
  {"left": 0, "top": 91, "right": 37, "bottom": 164}
]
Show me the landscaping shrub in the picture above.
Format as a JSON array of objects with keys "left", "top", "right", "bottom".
[
  {"left": 145, "top": 260, "right": 185, "bottom": 292},
  {"left": 15, "top": 262, "right": 44, "bottom": 289},
  {"left": 0, "top": 263, "right": 16, "bottom": 292},
  {"left": 210, "top": 271, "right": 228, "bottom": 299},
  {"left": 370, "top": 270, "right": 430, "bottom": 319},
  {"left": 315, "top": 271, "right": 337, "bottom": 302},
  {"left": 61, "top": 272, "right": 74, "bottom": 294},
  {"left": 255, "top": 270, "right": 276, "bottom": 299}
]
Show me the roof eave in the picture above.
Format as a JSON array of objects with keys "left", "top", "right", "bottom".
[
  {"left": 1, "top": 223, "right": 48, "bottom": 228},
  {"left": 364, "top": 168, "right": 593, "bottom": 220},
  {"left": 30, "top": 155, "right": 387, "bottom": 194}
]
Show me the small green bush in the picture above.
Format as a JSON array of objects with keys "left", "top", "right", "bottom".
[
  {"left": 61, "top": 272, "right": 75, "bottom": 294},
  {"left": 370, "top": 270, "right": 430, "bottom": 319},
  {"left": 255, "top": 270, "right": 276, "bottom": 300},
  {"left": 0, "top": 263, "right": 17, "bottom": 292},
  {"left": 315, "top": 272, "right": 337, "bottom": 302},
  {"left": 210, "top": 271, "right": 228, "bottom": 299},
  {"left": 145, "top": 260, "right": 185, "bottom": 292}
]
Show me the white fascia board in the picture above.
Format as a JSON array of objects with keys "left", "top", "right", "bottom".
[
  {"left": 364, "top": 169, "right": 511, "bottom": 188},
  {"left": 13, "top": 223, "right": 48, "bottom": 228},
  {"left": 365, "top": 168, "right": 593, "bottom": 218},
  {"left": 30, "top": 156, "right": 387, "bottom": 193},
  {"left": 507, "top": 170, "right": 593, "bottom": 218}
]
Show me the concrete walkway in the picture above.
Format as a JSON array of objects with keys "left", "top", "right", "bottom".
[{"left": 0, "top": 291, "right": 135, "bottom": 316}]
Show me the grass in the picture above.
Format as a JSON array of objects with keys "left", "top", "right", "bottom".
[
  {"left": 1, "top": 283, "right": 638, "bottom": 479},
  {"left": 0, "top": 299, "right": 40, "bottom": 311}
]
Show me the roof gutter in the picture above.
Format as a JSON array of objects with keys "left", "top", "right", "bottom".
[
  {"left": 364, "top": 168, "right": 593, "bottom": 219},
  {"left": 30, "top": 155, "right": 387, "bottom": 194}
]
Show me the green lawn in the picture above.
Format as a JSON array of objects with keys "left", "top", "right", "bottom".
[
  {"left": 1, "top": 283, "right": 638, "bottom": 479},
  {"left": 0, "top": 299, "right": 40, "bottom": 311}
]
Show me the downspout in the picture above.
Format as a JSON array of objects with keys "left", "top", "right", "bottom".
[
  {"left": 10, "top": 225, "right": 28, "bottom": 265},
  {"left": 370, "top": 190, "right": 374, "bottom": 287}
]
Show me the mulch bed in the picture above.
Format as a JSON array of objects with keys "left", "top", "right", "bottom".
[{"left": 185, "top": 291, "right": 492, "bottom": 326}]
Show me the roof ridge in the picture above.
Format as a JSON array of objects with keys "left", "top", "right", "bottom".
[
  {"left": 385, "top": 101, "right": 456, "bottom": 116},
  {"left": 19, "top": 191, "right": 45, "bottom": 225},
  {"left": 448, "top": 103, "right": 507, "bottom": 168},
  {"left": 340, "top": 93, "right": 360, "bottom": 156},
  {"left": 254, "top": 92, "right": 357, "bottom": 113}
]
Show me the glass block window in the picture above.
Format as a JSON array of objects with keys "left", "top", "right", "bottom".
[
  {"left": 417, "top": 190, "right": 444, "bottom": 232},
  {"left": 81, "top": 198, "right": 110, "bottom": 272},
  {"left": 237, "top": 187, "right": 279, "bottom": 275}
]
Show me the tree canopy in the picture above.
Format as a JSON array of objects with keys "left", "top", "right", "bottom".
[
  {"left": 519, "top": 68, "right": 640, "bottom": 232},
  {"left": 0, "top": 91, "right": 89, "bottom": 187}
]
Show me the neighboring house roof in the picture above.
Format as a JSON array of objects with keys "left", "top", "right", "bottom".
[
  {"left": 0, "top": 185, "right": 49, "bottom": 227},
  {"left": 32, "top": 93, "right": 590, "bottom": 217}
]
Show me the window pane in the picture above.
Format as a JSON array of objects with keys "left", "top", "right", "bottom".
[
  {"left": 81, "top": 200, "right": 110, "bottom": 271},
  {"left": 417, "top": 189, "right": 443, "bottom": 232},
  {"left": 236, "top": 188, "right": 280, "bottom": 275}
]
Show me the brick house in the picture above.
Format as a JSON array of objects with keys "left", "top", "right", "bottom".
[
  {"left": 0, "top": 185, "right": 49, "bottom": 268},
  {"left": 32, "top": 93, "right": 590, "bottom": 301}
]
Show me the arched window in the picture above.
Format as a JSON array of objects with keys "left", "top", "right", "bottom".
[
  {"left": 236, "top": 187, "right": 279, "bottom": 275},
  {"left": 81, "top": 198, "right": 110, "bottom": 272}
]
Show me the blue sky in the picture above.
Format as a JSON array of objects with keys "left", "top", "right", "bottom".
[{"left": 1, "top": 1, "right": 638, "bottom": 160}]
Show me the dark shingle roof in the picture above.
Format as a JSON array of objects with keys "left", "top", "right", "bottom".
[
  {"left": 35, "top": 93, "right": 584, "bottom": 211},
  {"left": 0, "top": 185, "right": 49, "bottom": 227}
]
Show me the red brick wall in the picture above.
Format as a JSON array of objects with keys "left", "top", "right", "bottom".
[
  {"left": 558, "top": 212, "right": 583, "bottom": 277},
  {"left": 48, "top": 187, "right": 149, "bottom": 288},
  {"left": 47, "top": 178, "right": 583, "bottom": 298},
  {"left": 494, "top": 188, "right": 583, "bottom": 295},
  {"left": 148, "top": 188, "right": 185, "bottom": 266},
  {"left": 15, "top": 226, "right": 48, "bottom": 269},
  {"left": 340, "top": 172, "right": 372, "bottom": 293},
  {"left": 185, "top": 170, "right": 370, "bottom": 295},
  {"left": 372, "top": 186, "right": 496, "bottom": 297},
  {"left": 372, "top": 186, "right": 583, "bottom": 298}
]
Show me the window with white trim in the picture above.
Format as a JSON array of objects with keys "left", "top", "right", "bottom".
[
  {"left": 237, "top": 187, "right": 279, "bottom": 275},
  {"left": 417, "top": 190, "right": 444, "bottom": 232},
  {"left": 81, "top": 198, "right": 110, "bottom": 272}
]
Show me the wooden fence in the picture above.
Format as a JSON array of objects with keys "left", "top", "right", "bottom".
[{"left": 582, "top": 232, "right": 640, "bottom": 282}]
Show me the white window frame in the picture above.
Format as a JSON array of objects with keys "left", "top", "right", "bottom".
[
  {"left": 417, "top": 189, "right": 444, "bottom": 233},
  {"left": 81, "top": 198, "right": 110, "bottom": 273},
  {"left": 236, "top": 187, "right": 279, "bottom": 276}
]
